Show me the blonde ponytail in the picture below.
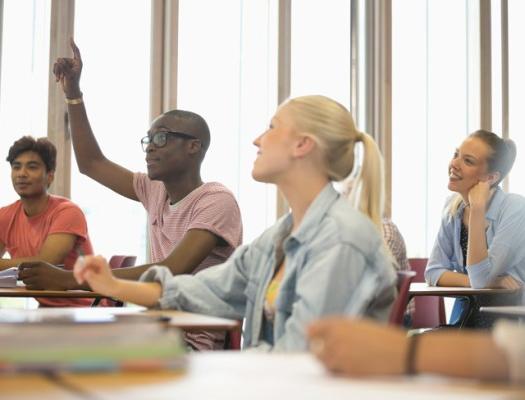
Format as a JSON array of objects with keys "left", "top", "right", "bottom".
[
  {"left": 346, "top": 132, "right": 385, "bottom": 230},
  {"left": 284, "top": 95, "right": 386, "bottom": 231}
]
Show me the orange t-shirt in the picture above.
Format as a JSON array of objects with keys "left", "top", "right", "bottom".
[{"left": 0, "top": 195, "right": 93, "bottom": 307}]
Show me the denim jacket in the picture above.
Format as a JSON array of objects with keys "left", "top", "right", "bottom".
[
  {"left": 425, "top": 188, "right": 525, "bottom": 289},
  {"left": 141, "top": 184, "right": 396, "bottom": 351}
]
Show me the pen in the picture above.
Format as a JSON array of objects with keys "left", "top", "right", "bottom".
[{"left": 76, "top": 248, "right": 85, "bottom": 266}]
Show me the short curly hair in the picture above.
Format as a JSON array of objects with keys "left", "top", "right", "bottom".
[{"left": 6, "top": 136, "right": 57, "bottom": 172}]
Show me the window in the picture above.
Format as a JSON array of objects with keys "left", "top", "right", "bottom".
[
  {"left": 508, "top": 0, "right": 525, "bottom": 195},
  {"left": 392, "top": 0, "right": 478, "bottom": 257},
  {"left": 290, "top": 0, "right": 351, "bottom": 109},
  {"left": 178, "top": 0, "right": 278, "bottom": 242},
  {"left": 0, "top": 0, "right": 51, "bottom": 205},
  {"left": 0, "top": 0, "right": 51, "bottom": 307},
  {"left": 70, "top": 0, "right": 151, "bottom": 263}
]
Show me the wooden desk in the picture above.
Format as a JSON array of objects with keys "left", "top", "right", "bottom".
[
  {"left": 56, "top": 353, "right": 524, "bottom": 400},
  {"left": 0, "top": 306, "right": 241, "bottom": 332},
  {"left": 143, "top": 309, "right": 240, "bottom": 332},
  {"left": 0, "top": 374, "right": 78, "bottom": 399},
  {"left": 409, "top": 283, "right": 518, "bottom": 296},
  {"left": 480, "top": 305, "right": 525, "bottom": 318},
  {"left": 0, "top": 285, "right": 113, "bottom": 307},
  {"left": 59, "top": 370, "right": 185, "bottom": 399},
  {"left": 409, "top": 283, "right": 520, "bottom": 327},
  {"left": 0, "top": 286, "right": 106, "bottom": 299}
]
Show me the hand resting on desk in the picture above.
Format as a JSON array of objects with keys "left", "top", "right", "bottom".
[
  {"left": 308, "top": 318, "right": 408, "bottom": 376},
  {"left": 492, "top": 276, "right": 523, "bottom": 290},
  {"left": 18, "top": 261, "right": 74, "bottom": 290},
  {"left": 308, "top": 317, "right": 512, "bottom": 382}
]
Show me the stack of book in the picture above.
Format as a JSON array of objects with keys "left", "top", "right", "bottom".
[{"left": 0, "top": 317, "right": 186, "bottom": 373}]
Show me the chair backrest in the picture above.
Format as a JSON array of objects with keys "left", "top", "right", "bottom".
[
  {"left": 100, "top": 256, "right": 137, "bottom": 307},
  {"left": 407, "top": 258, "right": 428, "bottom": 282},
  {"left": 109, "top": 255, "right": 137, "bottom": 270},
  {"left": 389, "top": 270, "right": 417, "bottom": 325},
  {"left": 408, "top": 258, "right": 446, "bottom": 328},
  {"left": 224, "top": 320, "right": 243, "bottom": 350}
]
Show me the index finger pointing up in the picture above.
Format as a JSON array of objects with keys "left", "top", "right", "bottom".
[{"left": 70, "top": 37, "right": 82, "bottom": 60}]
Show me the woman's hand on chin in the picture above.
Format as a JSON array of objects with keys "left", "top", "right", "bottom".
[{"left": 468, "top": 181, "right": 492, "bottom": 210}]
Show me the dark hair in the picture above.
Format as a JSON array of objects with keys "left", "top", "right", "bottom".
[
  {"left": 163, "top": 109, "right": 211, "bottom": 152},
  {"left": 6, "top": 136, "right": 57, "bottom": 172},
  {"left": 470, "top": 130, "right": 516, "bottom": 185}
]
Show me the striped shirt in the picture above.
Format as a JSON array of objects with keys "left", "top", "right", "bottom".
[
  {"left": 382, "top": 218, "right": 414, "bottom": 315},
  {"left": 133, "top": 173, "right": 243, "bottom": 349}
]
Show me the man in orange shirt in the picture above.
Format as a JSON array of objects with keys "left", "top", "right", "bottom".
[{"left": 0, "top": 136, "right": 93, "bottom": 306}]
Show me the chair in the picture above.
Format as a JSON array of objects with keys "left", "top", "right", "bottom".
[
  {"left": 109, "top": 255, "right": 137, "bottom": 270},
  {"left": 224, "top": 320, "right": 243, "bottom": 350},
  {"left": 389, "top": 270, "right": 417, "bottom": 325},
  {"left": 409, "top": 258, "right": 446, "bottom": 328}
]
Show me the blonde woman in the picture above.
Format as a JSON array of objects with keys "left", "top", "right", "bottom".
[
  {"left": 425, "top": 130, "right": 525, "bottom": 326},
  {"left": 74, "top": 95, "right": 396, "bottom": 351}
]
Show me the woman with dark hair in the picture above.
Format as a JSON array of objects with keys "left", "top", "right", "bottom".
[{"left": 425, "top": 130, "right": 525, "bottom": 326}]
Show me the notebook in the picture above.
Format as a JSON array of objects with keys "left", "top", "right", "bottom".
[{"left": 0, "top": 267, "right": 17, "bottom": 288}]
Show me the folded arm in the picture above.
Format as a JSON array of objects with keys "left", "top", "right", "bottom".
[{"left": 1, "top": 233, "right": 77, "bottom": 271}]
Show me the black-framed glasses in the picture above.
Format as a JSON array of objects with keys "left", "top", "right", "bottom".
[{"left": 141, "top": 131, "right": 199, "bottom": 152}]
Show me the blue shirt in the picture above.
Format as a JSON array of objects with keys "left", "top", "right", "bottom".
[
  {"left": 141, "top": 183, "right": 397, "bottom": 351},
  {"left": 425, "top": 188, "right": 525, "bottom": 289}
]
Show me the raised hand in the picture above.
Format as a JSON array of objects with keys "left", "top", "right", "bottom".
[
  {"left": 73, "top": 255, "right": 117, "bottom": 296},
  {"left": 53, "top": 37, "right": 83, "bottom": 98}
]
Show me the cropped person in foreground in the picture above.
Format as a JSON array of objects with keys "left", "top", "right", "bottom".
[{"left": 309, "top": 317, "right": 523, "bottom": 383}]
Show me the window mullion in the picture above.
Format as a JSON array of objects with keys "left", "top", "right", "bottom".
[{"left": 47, "top": 0, "right": 75, "bottom": 197}]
